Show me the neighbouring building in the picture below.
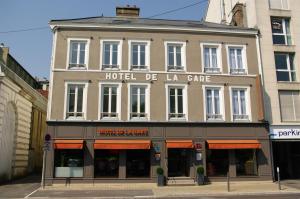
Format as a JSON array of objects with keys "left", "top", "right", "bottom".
[
  {"left": 0, "top": 46, "right": 47, "bottom": 182},
  {"left": 45, "top": 6, "right": 272, "bottom": 185},
  {"left": 206, "top": 0, "right": 300, "bottom": 180}
]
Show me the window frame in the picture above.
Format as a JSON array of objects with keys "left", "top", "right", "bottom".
[
  {"left": 98, "top": 82, "right": 122, "bottom": 120},
  {"left": 128, "top": 40, "right": 151, "bottom": 71},
  {"left": 274, "top": 52, "right": 296, "bottom": 82},
  {"left": 64, "top": 81, "right": 88, "bottom": 120},
  {"left": 269, "top": 0, "right": 289, "bottom": 10},
  {"left": 164, "top": 41, "right": 187, "bottom": 72},
  {"left": 229, "top": 86, "right": 252, "bottom": 122},
  {"left": 66, "top": 38, "right": 90, "bottom": 70},
  {"left": 279, "top": 90, "right": 300, "bottom": 122},
  {"left": 127, "top": 83, "right": 151, "bottom": 121},
  {"left": 165, "top": 84, "right": 188, "bottom": 121},
  {"left": 200, "top": 43, "right": 222, "bottom": 73},
  {"left": 100, "top": 39, "right": 123, "bottom": 71},
  {"left": 226, "top": 44, "right": 248, "bottom": 75},
  {"left": 271, "top": 17, "right": 292, "bottom": 45},
  {"left": 203, "top": 85, "right": 225, "bottom": 122}
]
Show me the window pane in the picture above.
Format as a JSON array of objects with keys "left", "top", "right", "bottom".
[
  {"left": 102, "top": 89, "right": 109, "bottom": 113},
  {"left": 79, "top": 49, "right": 85, "bottom": 65},
  {"left": 104, "top": 44, "right": 110, "bottom": 65},
  {"left": 170, "top": 95, "right": 175, "bottom": 114},
  {"left": 232, "top": 90, "right": 239, "bottom": 115},
  {"left": 170, "top": 88, "right": 175, "bottom": 96},
  {"left": 275, "top": 54, "right": 288, "bottom": 69},
  {"left": 211, "top": 48, "right": 218, "bottom": 68},
  {"left": 294, "top": 92, "right": 300, "bottom": 121},
  {"left": 178, "top": 95, "right": 183, "bottom": 114},
  {"left": 140, "top": 50, "right": 145, "bottom": 66},
  {"left": 176, "top": 46, "right": 182, "bottom": 66},
  {"left": 77, "top": 87, "right": 83, "bottom": 112},
  {"left": 71, "top": 43, "right": 78, "bottom": 64},
  {"left": 271, "top": 18, "right": 283, "bottom": 34},
  {"left": 132, "top": 51, "right": 138, "bottom": 66},
  {"left": 112, "top": 44, "right": 118, "bottom": 65},
  {"left": 204, "top": 48, "right": 210, "bottom": 68},
  {"left": 276, "top": 71, "right": 290, "bottom": 81},
  {"left": 279, "top": 91, "right": 295, "bottom": 121},
  {"left": 140, "top": 94, "right": 145, "bottom": 113},
  {"left": 168, "top": 46, "right": 174, "bottom": 66},
  {"left": 68, "top": 87, "right": 75, "bottom": 112},
  {"left": 111, "top": 94, "right": 117, "bottom": 113},
  {"left": 240, "top": 91, "right": 246, "bottom": 115},
  {"left": 289, "top": 54, "right": 295, "bottom": 70},
  {"left": 206, "top": 90, "right": 212, "bottom": 115},
  {"left": 273, "top": 35, "right": 285, "bottom": 44},
  {"left": 229, "top": 49, "right": 236, "bottom": 69},
  {"left": 236, "top": 150, "right": 257, "bottom": 176},
  {"left": 177, "top": 88, "right": 183, "bottom": 96},
  {"left": 237, "top": 49, "right": 243, "bottom": 69},
  {"left": 131, "top": 94, "right": 138, "bottom": 113},
  {"left": 214, "top": 90, "right": 220, "bottom": 114}
]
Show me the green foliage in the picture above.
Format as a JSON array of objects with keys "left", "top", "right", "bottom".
[
  {"left": 156, "top": 167, "right": 164, "bottom": 175},
  {"left": 197, "top": 166, "right": 204, "bottom": 175}
]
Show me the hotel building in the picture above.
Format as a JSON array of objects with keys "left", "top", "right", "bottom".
[{"left": 45, "top": 6, "right": 272, "bottom": 184}]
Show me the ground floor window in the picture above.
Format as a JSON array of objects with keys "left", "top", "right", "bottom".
[
  {"left": 126, "top": 150, "right": 150, "bottom": 178},
  {"left": 236, "top": 149, "right": 257, "bottom": 176},
  {"left": 94, "top": 150, "right": 119, "bottom": 178},
  {"left": 168, "top": 149, "right": 190, "bottom": 177},
  {"left": 207, "top": 150, "right": 229, "bottom": 176},
  {"left": 54, "top": 149, "right": 83, "bottom": 177}
]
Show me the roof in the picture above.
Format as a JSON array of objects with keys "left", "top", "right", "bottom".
[{"left": 49, "top": 16, "right": 258, "bottom": 34}]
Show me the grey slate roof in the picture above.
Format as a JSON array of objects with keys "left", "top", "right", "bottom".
[{"left": 49, "top": 16, "right": 257, "bottom": 32}]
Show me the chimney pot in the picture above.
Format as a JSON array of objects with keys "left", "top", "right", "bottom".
[{"left": 116, "top": 6, "right": 140, "bottom": 18}]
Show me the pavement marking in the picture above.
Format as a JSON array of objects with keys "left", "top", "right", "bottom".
[{"left": 24, "top": 187, "right": 40, "bottom": 198}]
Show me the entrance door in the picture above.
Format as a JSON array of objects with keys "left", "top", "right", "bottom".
[{"left": 168, "top": 149, "right": 190, "bottom": 177}]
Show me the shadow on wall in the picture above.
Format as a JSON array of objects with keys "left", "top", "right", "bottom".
[{"left": 263, "top": 88, "right": 273, "bottom": 124}]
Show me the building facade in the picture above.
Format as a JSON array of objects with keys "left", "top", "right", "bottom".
[
  {"left": 0, "top": 46, "right": 47, "bottom": 182},
  {"left": 206, "top": 0, "right": 300, "bottom": 180},
  {"left": 45, "top": 7, "right": 272, "bottom": 184}
]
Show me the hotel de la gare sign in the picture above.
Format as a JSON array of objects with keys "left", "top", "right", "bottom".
[{"left": 105, "top": 72, "right": 212, "bottom": 82}]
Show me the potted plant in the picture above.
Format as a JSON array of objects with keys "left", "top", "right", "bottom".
[
  {"left": 196, "top": 166, "right": 205, "bottom": 185},
  {"left": 156, "top": 167, "right": 165, "bottom": 186}
]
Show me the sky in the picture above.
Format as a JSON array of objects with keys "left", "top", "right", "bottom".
[{"left": 0, "top": 0, "right": 208, "bottom": 79}]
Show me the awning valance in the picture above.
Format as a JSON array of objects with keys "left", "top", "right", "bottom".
[
  {"left": 54, "top": 140, "right": 84, "bottom": 149},
  {"left": 94, "top": 140, "right": 151, "bottom": 150},
  {"left": 166, "top": 140, "right": 194, "bottom": 148},
  {"left": 207, "top": 140, "right": 261, "bottom": 149}
]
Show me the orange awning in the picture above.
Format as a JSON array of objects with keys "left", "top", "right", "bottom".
[
  {"left": 166, "top": 140, "right": 194, "bottom": 148},
  {"left": 94, "top": 140, "right": 151, "bottom": 150},
  {"left": 207, "top": 140, "right": 261, "bottom": 149},
  {"left": 54, "top": 140, "right": 84, "bottom": 149}
]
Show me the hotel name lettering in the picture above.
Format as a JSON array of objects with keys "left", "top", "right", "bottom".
[
  {"left": 98, "top": 128, "right": 149, "bottom": 136},
  {"left": 105, "top": 72, "right": 211, "bottom": 83}
]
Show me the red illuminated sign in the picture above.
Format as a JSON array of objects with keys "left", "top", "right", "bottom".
[{"left": 97, "top": 128, "right": 149, "bottom": 136}]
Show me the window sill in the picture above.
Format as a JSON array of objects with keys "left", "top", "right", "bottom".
[
  {"left": 101, "top": 68, "right": 120, "bottom": 71},
  {"left": 233, "top": 119, "right": 250, "bottom": 122},
  {"left": 130, "top": 67, "right": 149, "bottom": 71},
  {"left": 68, "top": 67, "right": 87, "bottom": 70},
  {"left": 65, "top": 117, "right": 85, "bottom": 121},
  {"left": 206, "top": 119, "right": 225, "bottom": 122},
  {"left": 130, "top": 118, "right": 149, "bottom": 121},
  {"left": 100, "top": 117, "right": 120, "bottom": 121},
  {"left": 167, "top": 68, "right": 185, "bottom": 72},
  {"left": 168, "top": 118, "right": 187, "bottom": 122}
]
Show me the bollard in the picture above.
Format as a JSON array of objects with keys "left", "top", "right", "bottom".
[
  {"left": 227, "top": 172, "right": 230, "bottom": 192},
  {"left": 277, "top": 167, "right": 281, "bottom": 190}
]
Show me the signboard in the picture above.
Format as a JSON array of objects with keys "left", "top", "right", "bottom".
[
  {"left": 97, "top": 128, "right": 149, "bottom": 136},
  {"left": 194, "top": 142, "right": 203, "bottom": 150},
  {"left": 270, "top": 127, "right": 300, "bottom": 140}
]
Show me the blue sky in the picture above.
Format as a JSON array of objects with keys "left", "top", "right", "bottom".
[{"left": 1, "top": 0, "right": 208, "bottom": 78}]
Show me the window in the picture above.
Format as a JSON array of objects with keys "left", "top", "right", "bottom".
[
  {"left": 129, "top": 40, "right": 150, "bottom": 70},
  {"left": 126, "top": 150, "right": 150, "bottom": 178},
  {"left": 269, "top": 0, "right": 289, "bottom": 10},
  {"left": 236, "top": 150, "right": 258, "bottom": 176},
  {"left": 100, "top": 84, "right": 121, "bottom": 119},
  {"left": 167, "top": 86, "right": 187, "bottom": 120},
  {"left": 279, "top": 90, "right": 300, "bottom": 122},
  {"left": 205, "top": 87, "right": 223, "bottom": 120},
  {"left": 65, "top": 83, "right": 87, "bottom": 119},
  {"left": 231, "top": 88, "right": 249, "bottom": 120},
  {"left": 206, "top": 150, "right": 229, "bottom": 177},
  {"left": 54, "top": 150, "right": 83, "bottom": 177},
  {"left": 68, "top": 40, "right": 89, "bottom": 69},
  {"left": 271, "top": 17, "right": 291, "bottom": 45},
  {"left": 201, "top": 44, "right": 222, "bottom": 73},
  {"left": 101, "top": 40, "right": 122, "bottom": 70},
  {"left": 275, "top": 53, "right": 296, "bottom": 82},
  {"left": 94, "top": 150, "right": 119, "bottom": 178},
  {"left": 129, "top": 85, "right": 149, "bottom": 120},
  {"left": 227, "top": 46, "right": 247, "bottom": 74},
  {"left": 165, "top": 42, "right": 186, "bottom": 71}
]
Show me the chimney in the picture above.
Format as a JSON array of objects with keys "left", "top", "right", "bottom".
[
  {"left": 116, "top": 5, "right": 140, "bottom": 18},
  {"left": 0, "top": 44, "right": 9, "bottom": 64}
]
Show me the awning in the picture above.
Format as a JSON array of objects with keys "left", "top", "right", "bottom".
[
  {"left": 207, "top": 140, "right": 261, "bottom": 149},
  {"left": 94, "top": 140, "right": 151, "bottom": 149},
  {"left": 166, "top": 140, "right": 194, "bottom": 148},
  {"left": 54, "top": 140, "right": 84, "bottom": 149}
]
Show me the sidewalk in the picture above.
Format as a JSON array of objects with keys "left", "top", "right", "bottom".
[{"left": 42, "top": 180, "right": 300, "bottom": 197}]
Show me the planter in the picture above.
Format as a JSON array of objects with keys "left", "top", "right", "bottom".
[
  {"left": 197, "top": 173, "right": 205, "bottom": 185},
  {"left": 157, "top": 174, "right": 165, "bottom": 186}
]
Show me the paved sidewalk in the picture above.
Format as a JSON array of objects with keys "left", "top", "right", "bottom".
[{"left": 37, "top": 180, "right": 300, "bottom": 198}]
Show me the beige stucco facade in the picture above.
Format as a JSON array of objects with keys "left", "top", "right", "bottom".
[{"left": 49, "top": 29, "right": 263, "bottom": 122}]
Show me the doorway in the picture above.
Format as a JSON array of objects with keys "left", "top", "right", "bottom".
[{"left": 168, "top": 149, "right": 190, "bottom": 177}]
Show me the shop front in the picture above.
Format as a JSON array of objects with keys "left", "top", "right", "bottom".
[
  {"left": 270, "top": 126, "right": 300, "bottom": 180},
  {"left": 45, "top": 122, "right": 272, "bottom": 184}
]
